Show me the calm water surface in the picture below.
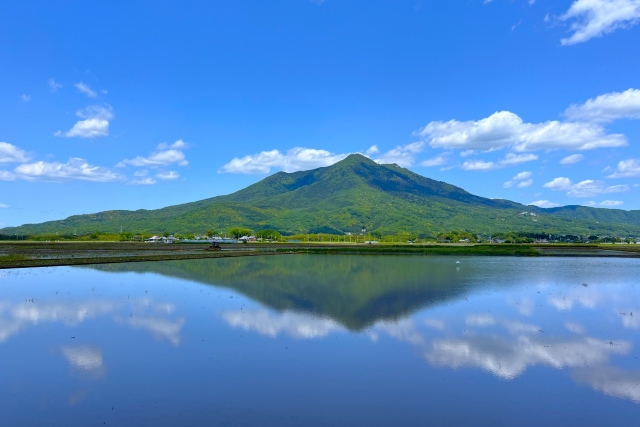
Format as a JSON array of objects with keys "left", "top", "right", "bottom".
[{"left": 1, "top": 255, "right": 639, "bottom": 426}]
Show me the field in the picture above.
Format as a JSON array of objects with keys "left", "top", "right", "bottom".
[{"left": 1, "top": 241, "right": 639, "bottom": 269}]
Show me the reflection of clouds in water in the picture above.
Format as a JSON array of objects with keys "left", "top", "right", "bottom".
[
  {"left": 423, "top": 318, "right": 445, "bottom": 331},
  {"left": 465, "top": 314, "right": 540, "bottom": 335},
  {"left": 0, "top": 298, "right": 182, "bottom": 344},
  {"left": 121, "top": 316, "right": 185, "bottom": 346},
  {"left": 574, "top": 366, "right": 640, "bottom": 403},
  {"left": 507, "top": 297, "right": 535, "bottom": 316},
  {"left": 0, "top": 300, "right": 115, "bottom": 342},
  {"left": 62, "top": 346, "right": 104, "bottom": 372},
  {"left": 426, "top": 335, "right": 630, "bottom": 380},
  {"left": 547, "top": 287, "right": 602, "bottom": 311},
  {"left": 373, "top": 319, "right": 425, "bottom": 346},
  {"left": 222, "top": 310, "right": 344, "bottom": 339},
  {"left": 465, "top": 314, "right": 496, "bottom": 327},
  {"left": 565, "top": 321, "right": 586, "bottom": 334},
  {"left": 620, "top": 312, "right": 640, "bottom": 329}
]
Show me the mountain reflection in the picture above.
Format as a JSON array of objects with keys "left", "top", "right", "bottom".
[
  {"left": 90, "top": 255, "right": 479, "bottom": 330},
  {"left": 86, "top": 256, "right": 640, "bottom": 404}
]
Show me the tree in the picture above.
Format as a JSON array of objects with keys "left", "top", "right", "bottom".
[{"left": 229, "top": 227, "right": 252, "bottom": 239}]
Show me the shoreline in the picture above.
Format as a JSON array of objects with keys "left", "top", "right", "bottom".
[{"left": 2, "top": 242, "right": 640, "bottom": 269}]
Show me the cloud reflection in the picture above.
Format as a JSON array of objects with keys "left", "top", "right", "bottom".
[
  {"left": 62, "top": 346, "right": 104, "bottom": 373},
  {"left": 426, "top": 335, "right": 630, "bottom": 379},
  {"left": 0, "top": 298, "right": 183, "bottom": 345},
  {"left": 574, "top": 366, "right": 640, "bottom": 403},
  {"left": 222, "top": 309, "right": 344, "bottom": 339}
]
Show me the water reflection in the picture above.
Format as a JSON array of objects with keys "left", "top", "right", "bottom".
[
  {"left": 0, "top": 297, "right": 184, "bottom": 345},
  {"left": 1, "top": 256, "right": 639, "bottom": 426}
]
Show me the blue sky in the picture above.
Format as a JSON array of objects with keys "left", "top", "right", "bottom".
[{"left": 1, "top": 0, "right": 640, "bottom": 228}]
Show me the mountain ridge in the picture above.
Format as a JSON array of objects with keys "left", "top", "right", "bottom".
[{"left": 3, "top": 154, "right": 640, "bottom": 236}]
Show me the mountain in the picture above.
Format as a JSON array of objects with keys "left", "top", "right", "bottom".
[{"left": 3, "top": 154, "right": 640, "bottom": 236}]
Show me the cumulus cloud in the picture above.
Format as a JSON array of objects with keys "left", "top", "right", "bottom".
[
  {"left": 530, "top": 200, "right": 561, "bottom": 208},
  {"left": 374, "top": 142, "right": 425, "bottom": 167},
  {"left": 565, "top": 88, "right": 640, "bottom": 122},
  {"left": 55, "top": 105, "right": 114, "bottom": 138},
  {"left": 608, "top": 158, "right": 640, "bottom": 178},
  {"left": 416, "top": 111, "right": 626, "bottom": 153},
  {"left": 560, "top": 154, "right": 585, "bottom": 165},
  {"left": 365, "top": 145, "right": 379, "bottom": 155},
  {"left": 74, "top": 81, "right": 97, "bottom": 98},
  {"left": 118, "top": 140, "right": 189, "bottom": 168},
  {"left": 543, "top": 177, "right": 629, "bottom": 198},
  {"left": 14, "top": 158, "right": 123, "bottom": 182},
  {"left": 504, "top": 171, "right": 533, "bottom": 188},
  {"left": 0, "top": 142, "right": 30, "bottom": 163},
  {"left": 559, "top": 0, "right": 640, "bottom": 46},
  {"left": 0, "top": 203, "right": 8, "bottom": 208},
  {"left": 155, "top": 171, "right": 180, "bottom": 180},
  {"left": 220, "top": 147, "right": 348, "bottom": 174}
]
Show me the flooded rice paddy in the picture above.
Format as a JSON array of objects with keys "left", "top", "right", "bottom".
[{"left": 1, "top": 255, "right": 639, "bottom": 426}]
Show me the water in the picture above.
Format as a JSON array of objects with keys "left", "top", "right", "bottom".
[{"left": 1, "top": 255, "right": 639, "bottom": 426}]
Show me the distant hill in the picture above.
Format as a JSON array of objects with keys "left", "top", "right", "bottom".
[{"left": 3, "top": 154, "right": 640, "bottom": 236}]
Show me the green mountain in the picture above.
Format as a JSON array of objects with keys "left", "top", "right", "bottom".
[{"left": 3, "top": 154, "right": 640, "bottom": 236}]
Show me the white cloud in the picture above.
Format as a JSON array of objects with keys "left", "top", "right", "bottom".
[
  {"left": 0, "top": 171, "right": 16, "bottom": 181},
  {"left": 500, "top": 153, "right": 539, "bottom": 165},
  {"left": 0, "top": 203, "right": 8, "bottom": 208},
  {"left": 530, "top": 200, "right": 561, "bottom": 208},
  {"left": 155, "top": 171, "right": 180, "bottom": 180},
  {"left": 0, "top": 142, "right": 30, "bottom": 163},
  {"left": 365, "top": 145, "right": 379, "bottom": 155},
  {"left": 20, "top": 94, "right": 31, "bottom": 102},
  {"left": 560, "top": 154, "right": 584, "bottom": 165},
  {"left": 220, "top": 147, "right": 348, "bottom": 174},
  {"left": 559, "top": 0, "right": 640, "bottom": 46},
  {"left": 74, "top": 81, "right": 97, "bottom": 98},
  {"left": 118, "top": 140, "right": 189, "bottom": 168},
  {"left": 599, "top": 200, "right": 624, "bottom": 206},
  {"left": 462, "top": 160, "right": 497, "bottom": 171},
  {"left": 543, "top": 177, "right": 573, "bottom": 191},
  {"left": 130, "top": 177, "right": 156, "bottom": 185},
  {"left": 504, "top": 171, "right": 533, "bottom": 188},
  {"left": 374, "top": 141, "right": 425, "bottom": 167},
  {"left": 420, "top": 155, "right": 447, "bottom": 168},
  {"left": 55, "top": 105, "right": 114, "bottom": 138},
  {"left": 608, "top": 158, "right": 640, "bottom": 178},
  {"left": 49, "top": 78, "right": 63, "bottom": 92},
  {"left": 565, "top": 88, "right": 640, "bottom": 122},
  {"left": 543, "top": 177, "right": 628, "bottom": 198},
  {"left": 420, "top": 155, "right": 448, "bottom": 167},
  {"left": 417, "top": 111, "right": 626, "bottom": 152},
  {"left": 123, "top": 316, "right": 185, "bottom": 345},
  {"left": 14, "top": 158, "right": 123, "bottom": 182}
]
